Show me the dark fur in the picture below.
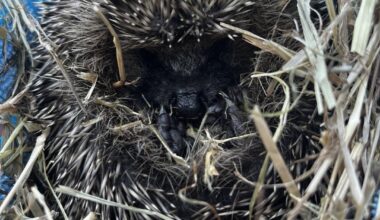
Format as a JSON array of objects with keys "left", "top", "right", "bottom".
[{"left": 22, "top": 0, "right": 325, "bottom": 219}]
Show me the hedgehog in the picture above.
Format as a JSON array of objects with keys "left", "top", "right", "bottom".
[{"left": 20, "top": 0, "right": 326, "bottom": 219}]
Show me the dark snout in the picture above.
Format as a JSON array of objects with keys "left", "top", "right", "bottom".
[{"left": 173, "top": 89, "right": 204, "bottom": 119}]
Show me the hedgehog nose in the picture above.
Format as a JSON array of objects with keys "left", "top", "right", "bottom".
[{"left": 174, "top": 92, "right": 204, "bottom": 118}]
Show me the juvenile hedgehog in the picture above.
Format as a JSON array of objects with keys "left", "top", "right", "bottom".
[{"left": 22, "top": 0, "right": 325, "bottom": 219}]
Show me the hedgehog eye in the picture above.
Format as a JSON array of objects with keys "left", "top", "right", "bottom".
[
  {"left": 207, "top": 38, "right": 233, "bottom": 62},
  {"left": 138, "top": 48, "right": 162, "bottom": 69},
  {"left": 203, "top": 38, "right": 234, "bottom": 63}
]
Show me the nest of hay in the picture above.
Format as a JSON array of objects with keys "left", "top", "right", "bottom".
[{"left": 0, "top": 0, "right": 379, "bottom": 219}]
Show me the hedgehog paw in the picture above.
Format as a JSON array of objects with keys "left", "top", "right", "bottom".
[{"left": 157, "top": 106, "right": 187, "bottom": 156}]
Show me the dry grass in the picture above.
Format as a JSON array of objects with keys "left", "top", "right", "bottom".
[{"left": 0, "top": 0, "right": 379, "bottom": 219}]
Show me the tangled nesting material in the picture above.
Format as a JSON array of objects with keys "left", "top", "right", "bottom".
[{"left": 0, "top": 0, "right": 379, "bottom": 219}]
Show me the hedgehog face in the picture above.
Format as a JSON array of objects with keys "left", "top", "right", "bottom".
[
  {"left": 135, "top": 38, "right": 245, "bottom": 119},
  {"left": 123, "top": 37, "right": 253, "bottom": 155}
]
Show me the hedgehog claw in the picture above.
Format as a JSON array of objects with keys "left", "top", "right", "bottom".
[
  {"left": 207, "top": 99, "right": 225, "bottom": 115},
  {"left": 225, "top": 98, "right": 245, "bottom": 136}
]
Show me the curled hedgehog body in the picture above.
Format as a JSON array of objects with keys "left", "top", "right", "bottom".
[{"left": 23, "top": 0, "right": 326, "bottom": 219}]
